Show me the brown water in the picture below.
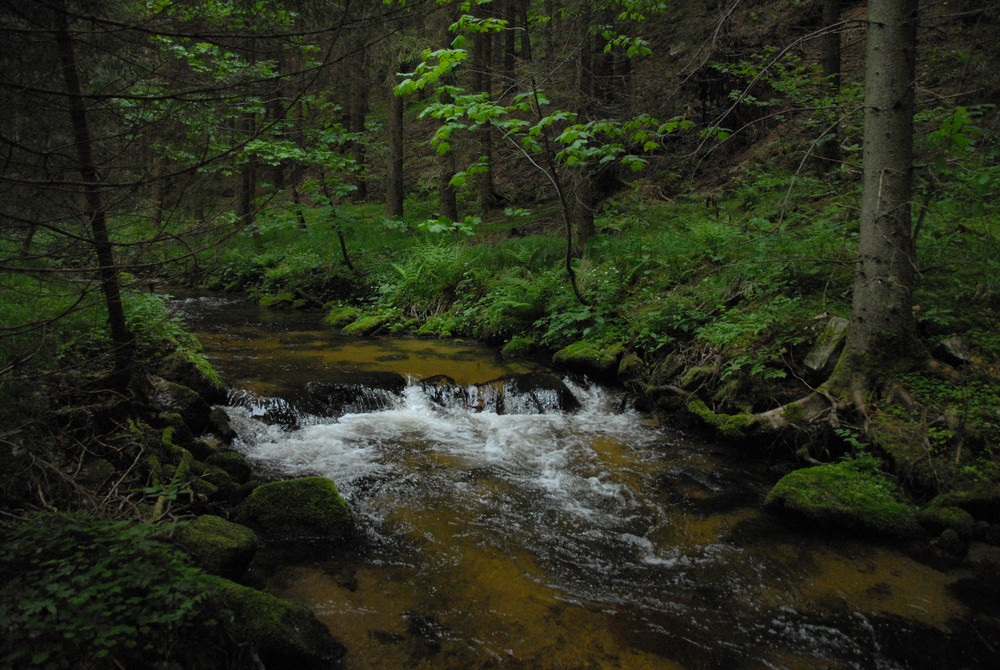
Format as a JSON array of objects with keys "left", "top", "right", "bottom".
[{"left": 172, "top": 293, "right": 997, "bottom": 670}]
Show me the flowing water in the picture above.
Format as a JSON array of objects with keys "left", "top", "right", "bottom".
[{"left": 172, "top": 292, "right": 998, "bottom": 670}]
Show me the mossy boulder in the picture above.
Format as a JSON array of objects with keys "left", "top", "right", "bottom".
[
  {"left": 869, "top": 413, "right": 939, "bottom": 492},
  {"left": 158, "top": 351, "right": 226, "bottom": 405},
  {"left": 916, "top": 505, "right": 981, "bottom": 539},
  {"left": 235, "top": 476, "right": 352, "bottom": 540},
  {"left": 502, "top": 336, "right": 536, "bottom": 357},
  {"left": 765, "top": 460, "right": 922, "bottom": 538},
  {"left": 205, "top": 450, "right": 252, "bottom": 484},
  {"left": 173, "top": 515, "right": 259, "bottom": 578},
  {"left": 211, "top": 578, "right": 345, "bottom": 669},
  {"left": 927, "top": 486, "right": 1000, "bottom": 524},
  {"left": 552, "top": 340, "right": 624, "bottom": 380},
  {"left": 341, "top": 313, "right": 390, "bottom": 336},
  {"left": 324, "top": 304, "right": 362, "bottom": 328},
  {"left": 617, "top": 353, "right": 645, "bottom": 383},
  {"left": 152, "top": 377, "right": 213, "bottom": 435}
]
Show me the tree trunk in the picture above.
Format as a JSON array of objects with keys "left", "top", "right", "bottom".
[
  {"left": 53, "top": 0, "right": 135, "bottom": 391},
  {"left": 472, "top": 6, "right": 501, "bottom": 214},
  {"left": 816, "top": 0, "right": 843, "bottom": 168},
  {"left": 349, "top": 44, "right": 370, "bottom": 202},
  {"left": 811, "top": 0, "right": 920, "bottom": 416},
  {"left": 386, "top": 66, "right": 405, "bottom": 219}
]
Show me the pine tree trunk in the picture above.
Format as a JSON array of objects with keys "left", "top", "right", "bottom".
[
  {"left": 386, "top": 67, "right": 405, "bottom": 219},
  {"left": 833, "top": 0, "right": 919, "bottom": 396},
  {"left": 53, "top": 0, "right": 135, "bottom": 391},
  {"left": 816, "top": 0, "right": 843, "bottom": 168}
]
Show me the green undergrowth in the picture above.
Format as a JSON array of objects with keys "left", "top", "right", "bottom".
[{"left": 0, "top": 513, "right": 226, "bottom": 669}]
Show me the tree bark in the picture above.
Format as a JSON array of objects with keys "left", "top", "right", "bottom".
[
  {"left": 472, "top": 5, "right": 502, "bottom": 214},
  {"left": 816, "top": 0, "right": 843, "bottom": 168},
  {"left": 839, "top": 0, "right": 919, "bottom": 385},
  {"left": 386, "top": 65, "right": 405, "bottom": 219},
  {"left": 348, "top": 44, "right": 370, "bottom": 202},
  {"left": 53, "top": 0, "right": 135, "bottom": 391}
]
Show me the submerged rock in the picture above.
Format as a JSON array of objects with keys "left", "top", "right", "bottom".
[
  {"left": 211, "top": 578, "right": 345, "bottom": 669},
  {"left": 235, "top": 476, "right": 352, "bottom": 541},
  {"left": 765, "top": 460, "right": 922, "bottom": 538}
]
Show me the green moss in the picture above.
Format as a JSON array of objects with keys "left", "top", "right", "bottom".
[
  {"left": 502, "top": 336, "right": 536, "bottom": 357},
  {"left": 205, "top": 450, "right": 252, "bottom": 484},
  {"left": 211, "top": 578, "right": 344, "bottom": 666},
  {"left": 258, "top": 291, "right": 296, "bottom": 309},
  {"left": 782, "top": 402, "right": 806, "bottom": 425},
  {"left": 617, "top": 353, "right": 645, "bottom": 381},
  {"left": 869, "top": 413, "right": 939, "bottom": 492},
  {"left": 235, "top": 476, "right": 352, "bottom": 540},
  {"left": 916, "top": 505, "right": 980, "bottom": 539},
  {"left": 173, "top": 515, "right": 259, "bottom": 577},
  {"left": 765, "top": 460, "right": 921, "bottom": 538},
  {"left": 342, "top": 313, "right": 390, "bottom": 336},
  {"left": 552, "top": 339, "right": 624, "bottom": 376},
  {"left": 324, "top": 304, "right": 362, "bottom": 328},
  {"left": 686, "top": 397, "right": 755, "bottom": 438}
]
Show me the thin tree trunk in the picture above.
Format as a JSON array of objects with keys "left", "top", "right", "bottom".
[
  {"left": 816, "top": 0, "right": 843, "bottom": 168},
  {"left": 349, "top": 44, "right": 370, "bottom": 201},
  {"left": 53, "top": 0, "right": 135, "bottom": 390},
  {"left": 472, "top": 6, "right": 501, "bottom": 214},
  {"left": 386, "top": 66, "right": 405, "bottom": 219}
]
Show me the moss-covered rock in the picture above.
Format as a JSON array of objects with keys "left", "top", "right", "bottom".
[
  {"left": 502, "top": 336, "right": 536, "bottom": 357},
  {"left": 157, "top": 351, "right": 226, "bottom": 405},
  {"left": 211, "top": 578, "right": 345, "bottom": 669},
  {"left": 324, "top": 304, "right": 362, "bottom": 328},
  {"left": 617, "top": 352, "right": 645, "bottom": 383},
  {"left": 552, "top": 339, "right": 624, "bottom": 380},
  {"left": 927, "top": 486, "right": 1000, "bottom": 524},
  {"left": 235, "top": 476, "right": 352, "bottom": 540},
  {"left": 870, "top": 413, "right": 939, "bottom": 493},
  {"left": 152, "top": 377, "right": 213, "bottom": 435},
  {"left": 341, "top": 313, "right": 390, "bottom": 336},
  {"left": 205, "top": 450, "right": 252, "bottom": 484},
  {"left": 173, "top": 515, "right": 259, "bottom": 578},
  {"left": 765, "top": 460, "right": 922, "bottom": 538},
  {"left": 916, "top": 505, "right": 980, "bottom": 539}
]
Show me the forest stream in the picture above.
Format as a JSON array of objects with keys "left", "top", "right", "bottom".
[{"left": 171, "top": 292, "right": 996, "bottom": 670}]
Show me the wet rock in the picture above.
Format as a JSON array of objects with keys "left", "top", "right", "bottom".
[
  {"left": 211, "top": 578, "right": 345, "bottom": 669},
  {"left": 208, "top": 407, "right": 237, "bottom": 442},
  {"left": 765, "top": 461, "right": 922, "bottom": 538},
  {"left": 306, "top": 370, "right": 407, "bottom": 414},
  {"left": 418, "top": 374, "right": 464, "bottom": 406},
  {"left": 803, "top": 316, "right": 849, "bottom": 373},
  {"left": 469, "top": 373, "right": 581, "bottom": 414},
  {"left": 173, "top": 514, "right": 259, "bottom": 579},
  {"left": 235, "top": 476, "right": 352, "bottom": 541},
  {"left": 228, "top": 390, "right": 304, "bottom": 428}
]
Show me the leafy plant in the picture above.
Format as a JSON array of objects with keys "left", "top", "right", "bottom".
[{"left": 0, "top": 513, "right": 223, "bottom": 669}]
